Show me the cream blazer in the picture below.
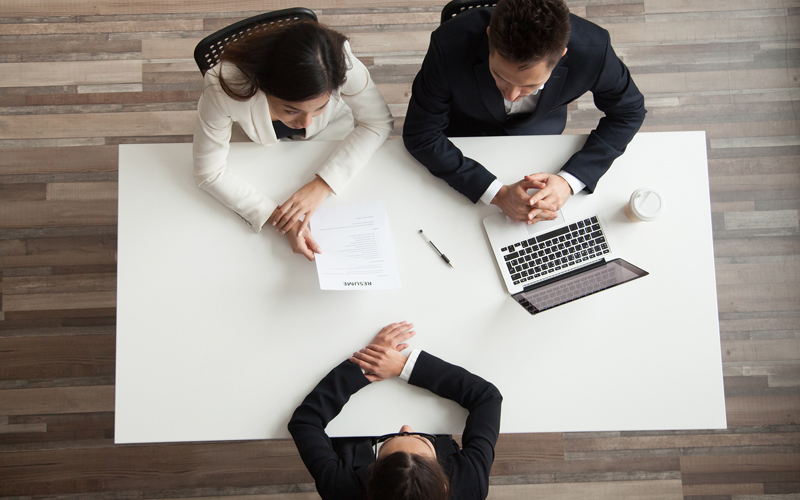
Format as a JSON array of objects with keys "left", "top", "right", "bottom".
[{"left": 192, "top": 41, "right": 394, "bottom": 233}]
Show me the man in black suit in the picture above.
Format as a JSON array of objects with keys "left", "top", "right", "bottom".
[
  {"left": 403, "top": 0, "right": 646, "bottom": 225},
  {"left": 288, "top": 322, "right": 502, "bottom": 500}
]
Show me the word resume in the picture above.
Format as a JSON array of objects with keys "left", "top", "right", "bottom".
[{"left": 311, "top": 200, "right": 401, "bottom": 290}]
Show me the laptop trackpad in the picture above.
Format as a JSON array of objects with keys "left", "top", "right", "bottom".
[{"left": 526, "top": 210, "right": 567, "bottom": 235}]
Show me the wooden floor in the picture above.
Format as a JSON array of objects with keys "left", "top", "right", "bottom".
[{"left": 1, "top": 0, "right": 798, "bottom": 499}]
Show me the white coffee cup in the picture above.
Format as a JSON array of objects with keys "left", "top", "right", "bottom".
[{"left": 625, "top": 187, "right": 664, "bottom": 222}]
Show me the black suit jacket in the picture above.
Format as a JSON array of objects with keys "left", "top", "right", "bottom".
[
  {"left": 402, "top": 8, "right": 646, "bottom": 203},
  {"left": 288, "top": 351, "right": 503, "bottom": 500}
]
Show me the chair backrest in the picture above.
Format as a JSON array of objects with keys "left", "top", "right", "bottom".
[
  {"left": 440, "top": 0, "right": 497, "bottom": 24},
  {"left": 194, "top": 7, "right": 318, "bottom": 76}
]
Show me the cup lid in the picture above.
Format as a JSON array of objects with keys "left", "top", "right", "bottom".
[{"left": 631, "top": 188, "right": 664, "bottom": 221}]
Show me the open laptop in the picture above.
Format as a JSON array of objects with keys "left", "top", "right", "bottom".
[{"left": 483, "top": 210, "right": 648, "bottom": 315}]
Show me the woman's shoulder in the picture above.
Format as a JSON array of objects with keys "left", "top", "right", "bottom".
[
  {"left": 201, "top": 61, "right": 262, "bottom": 109},
  {"left": 204, "top": 60, "right": 246, "bottom": 86},
  {"left": 339, "top": 40, "right": 371, "bottom": 96}
]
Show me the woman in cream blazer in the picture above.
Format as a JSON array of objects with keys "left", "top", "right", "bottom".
[{"left": 193, "top": 21, "right": 393, "bottom": 260}]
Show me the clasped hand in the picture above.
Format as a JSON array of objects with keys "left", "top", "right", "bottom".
[
  {"left": 266, "top": 176, "right": 332, "bottom": 261},
  {"left": 491, "top": 173, "right": 572, "bottom": 224},
  {"left": 349, "top": 321, "right": 416, "bottom": 382}
]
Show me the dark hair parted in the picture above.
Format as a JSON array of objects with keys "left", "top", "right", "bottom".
[
  {"left": 489, "top": 0, "right": 571, "bottom": 68},
  {"left": 217, "top": 20, "right": 349, "bottom": 102},
  {"left": 366, "top": 452, "right": 450, "bottom": 500}
]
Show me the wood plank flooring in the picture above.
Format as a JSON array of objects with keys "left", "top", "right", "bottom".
[{"left": 1, "top": 1, "right": 798, "bottom": 499}]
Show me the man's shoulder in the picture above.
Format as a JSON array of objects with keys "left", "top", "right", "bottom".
[
  {"left": 431, "top": 7, "right": 491, "bottom": 52},
  {"left": 568, "top": 13, "right": 611, "bottom": 47}
]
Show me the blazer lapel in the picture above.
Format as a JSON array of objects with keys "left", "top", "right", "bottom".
[
  {"left": 251, "top": 92, "right": 277, "bottom": 145},
  {"left": 474, "top": 35, "right": 506, "bottom": 124},
  {"left": 525, "top": 64, "right": 569, "bottom": 124}
]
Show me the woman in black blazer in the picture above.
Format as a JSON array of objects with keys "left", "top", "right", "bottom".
[{"left": 288, "top": 322, "right": 503, "bottom": 500}]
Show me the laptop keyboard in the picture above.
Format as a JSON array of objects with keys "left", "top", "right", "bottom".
[
  {"left": 516, "top": 264, "right": 618, "bottom": 314},
  {"left": 500, "top": 215, "right": 611, "bottom": 286}
]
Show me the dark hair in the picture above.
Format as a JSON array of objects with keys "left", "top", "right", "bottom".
[
  {"left": 366, "top": 452, "right": 450, "bottom": 500},
  {"left": 489, "top": 0, "right": 571, "bottom": 68},
  {"left": 218, "top": 20, "right": 349, "bottom": 102}
]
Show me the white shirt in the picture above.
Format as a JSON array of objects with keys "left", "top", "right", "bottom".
[
  {"left": 503, "top": 84, "right": 543, "bottom": 115},
  {"left": 399, "top": 349, "right": 422, "bottom": 381},
  {"left": 480, "top": 84, "right": 586, "bottom": 205}
]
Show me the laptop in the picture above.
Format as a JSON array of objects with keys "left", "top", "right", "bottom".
[{"left": 483, "top": 210, "right": 648, "bottom": 315}]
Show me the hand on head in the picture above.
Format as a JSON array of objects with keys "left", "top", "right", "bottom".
[{"left": 350, "top": 321, "right": 416, "bottom": 382}]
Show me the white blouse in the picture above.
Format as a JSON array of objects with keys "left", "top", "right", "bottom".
[{"left": 192, "top": 41, "right": 394, "bottom": 233}]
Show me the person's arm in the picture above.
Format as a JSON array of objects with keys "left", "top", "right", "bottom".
[
  {"left": 402, "top": 33, "right": 497, "bottom": 204},
  {"left": 289, "top": 322, "right": 416, "bottom": 499},
  {"left": 408, "top": 352, "right": 502, "bottom": 499},
  {"left": 316, "top": 41, "right": 394, "bottom": 196},
  {"left": 288, "top": 360, "right": 371, "bottom": 499},
  {"left": 559, "top": 35, "right": 646, "bottom": 192},
  {"left": 268, "top": 41, "right": 393, "bottom": 237},
  {"left": 192, "top": 65, "right": 278, "bottom": 233}
]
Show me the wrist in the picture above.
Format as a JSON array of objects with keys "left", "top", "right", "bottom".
[
  {"left": 392, "top": 355, "right": 409, "bottom": 378},
  {"left": 314, "top": 175, "right": 333, "bottom": 193},
  {"left": 491, "top": 185, "right": 508, "bottom": 206}
]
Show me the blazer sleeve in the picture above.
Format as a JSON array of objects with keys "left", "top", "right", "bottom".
[
  {"left": 192, "top": 65, "right": 278, "bottom": 233},
  {"left": 315, "top": 41, "right": 394, "bottom": 196},
  {"left": 402, "top": 34, "right": 497, "bottom": 203},
  {"left": 560, "top": 35, "right": 646, "bottom": 192},
  {"left": 288, "top": 360, "right": 371, "bottom": 500},
  {"left": 408, "top": 351, "right": 502, "bottom": 499}
]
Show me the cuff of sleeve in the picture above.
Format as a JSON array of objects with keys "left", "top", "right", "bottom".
[
  {"left": 557, "top": 171, "right": 586, "bottom": 195},
  {"left": 399, "top": 349, "right": 422, "bottom": 382},
  {"left": 480, "top": 179, "right": 504, "bottom": 205},
  {"left": 250, "top": 200, "right": 279, "bottom": 234},
  {"left": 316, "top": 168, "right": 345, "bottom": 196}
]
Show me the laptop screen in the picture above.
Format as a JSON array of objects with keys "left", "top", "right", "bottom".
[{"left": 512, "top": 258, "right": 648, "bottom": 315}]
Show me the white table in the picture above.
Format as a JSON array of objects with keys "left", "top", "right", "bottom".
[{"left": 116, "top": 132, "right": 726, "bottom": 444}]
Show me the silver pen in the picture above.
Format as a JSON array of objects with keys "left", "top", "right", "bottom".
[{"left": 419, "top": 230, "right": 454, "bottom": 268}]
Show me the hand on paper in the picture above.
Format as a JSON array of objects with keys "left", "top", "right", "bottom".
[
  {"left": 369, "top": 321, "right": 416, "bottom": 352},
  {"left": 268, "top": 175, "right": 332, "bottom": 235},
  {"left": 285, "top": 224, "right": 322, "bottom": 261},
  {"left": 349, "top": 345, "right": 408, "bottom": 382},
  {"left": 526, "top": 173, "right": 572, "bottom": 222}
]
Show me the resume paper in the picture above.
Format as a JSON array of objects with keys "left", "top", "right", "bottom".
[{"left": 311, "top": 201, "right": 401, "bottom": 290}]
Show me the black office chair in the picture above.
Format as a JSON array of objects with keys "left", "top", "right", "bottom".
[
  {"left": 440, "top": 0, "right": 497, "bottom": 24},
  {"left": 193, "top": 7, "right": 318, "bottom": 76}
]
